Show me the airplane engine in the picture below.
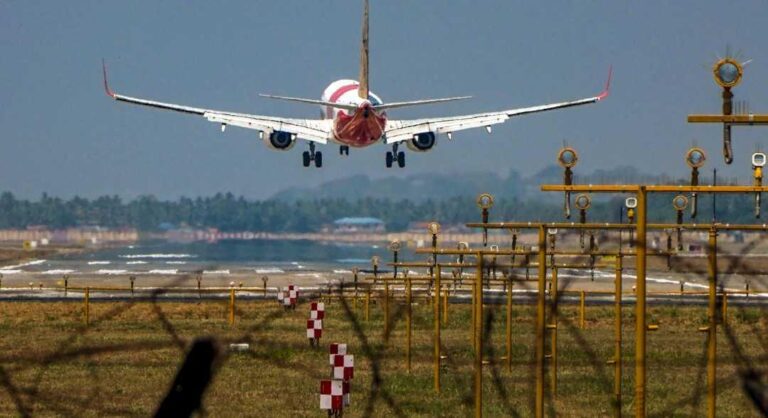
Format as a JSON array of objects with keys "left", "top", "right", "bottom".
[
  {"left": 407, "top": 132, "right": 436, "bottom": 152},
  {"left": 265, "top": 130, "right": 296, "bottom": 150}
]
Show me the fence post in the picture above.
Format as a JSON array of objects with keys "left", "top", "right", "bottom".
[
  {"left": 365, "top": 288, "right": 370, "bottom": 322},
  {"left": 721, "top": 292, "right": 727, "bottom": 326},
  {"left": 470, "top": 275, "right": 476, "bottom": 345},
  {"left": 706, "top": 228, "right": 718, "bottom": 418},
  {"left": 474, "top": 254, "right": 484, "bottom": 418},
  {"left": 384, "top": 278, "right": 390, "bottom": 338},
  {"left": 434, "top": 265, "right": 442, "bottom": 393},
  {"left": 406, "top": 276, "right": 412, "bottom": 373},
  {"left": 506, "top": 276, "right": 513, "bottom": 372},
  {"left": 535, "top": 226, "right": 547, "bottom": 418},
  {"left": 442, "top": 287, "right": 448, "bottom": 326},
  {"left": 579, "top": 290, "right": 586, "bottom": 330},
  {"left": 550, "top": 266, "right": 559, "bottom": 398},
  {"left": 229, "top": 288, "right": 235, "bottom": 326},
  {"left": 613, "top": 255, "right": 623, "bottom": 417},
  {"left": 84, "top": 287, "right": 90, "bottom": 326}
]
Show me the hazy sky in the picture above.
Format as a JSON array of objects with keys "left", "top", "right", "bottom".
[{"left": 2, "top": 1, "right": 767, "bottom": 200}]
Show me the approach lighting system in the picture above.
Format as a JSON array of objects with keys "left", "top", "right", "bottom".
[
  {"left": 574, "top": 194, "right": 591, "bottom": 248},
  {"left": 672, "top": 194, "right": 689, "bottom": 212},
  {"left": 389, "top": 240, "right": 401, "bottom": 278},
  {"left": 477, "top": 193, "right": 494, "bottom": 246},
  {"left": 477, "top": 193, "right": 494, "bottom": 210},
  {"left": 427, "top": 222, "right": 441, "bottom": 236},
  {"left": 672, "top": 194, "right": 689, "bottom": 250},
  {"left": 558, "top": 147, "right": 579, "bottom": 219},
  {"left": 713, "top": 58, "right": 743, "bottom": 89},
  {"left": 686, "top": 147, "right": 707, "bottom": 169},
  {"left": 547, "top": 228, "right": 557, "bottom": 252},
  {"left": 428, "top": 222, "right": 440, "bottom": 251},
  {"left": 371, "top": 255, "right": 380, "bottom": 278},
  {"left": 711, "top": 56, "right": 748, "bottom": 164},
  {"left": 557, "top": 147, "right": 579, "bottom": 168},
  {"left": 625, "top": 197, "right": 637, "bottom": 247},
  {"left": 574, "top": 194, "right": 591, "bottom": 221},
  {"left": 753, "top": 152, "right": 766, "bottom": 218},
  {"left": 686, "top": 147, "right": 707, "bottom": 219}
]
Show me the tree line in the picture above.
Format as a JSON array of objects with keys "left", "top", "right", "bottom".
[{"left": 0, "top": 191, "right": 759, "bottom": 233}]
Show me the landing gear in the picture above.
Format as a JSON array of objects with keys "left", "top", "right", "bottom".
[
  {"left": 339, "top": 146, "right": 349, "bottom": 156},
  {"left": 385, "top": 143, "right": 406, "bottom": 168},
  {"left": 303, "top": 143, "right": 323, "bottom": 168}
]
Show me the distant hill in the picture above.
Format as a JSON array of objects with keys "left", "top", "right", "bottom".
[{"left": 270, "top": 165, "right": 688, "bottom": 202}]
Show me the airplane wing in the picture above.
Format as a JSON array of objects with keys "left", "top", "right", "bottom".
[
  {"left": 103, "top": 63, "right": 331, "bottom": 144},
  {"left": 384, "top": 68, "right": 611, "bottom": 144}
]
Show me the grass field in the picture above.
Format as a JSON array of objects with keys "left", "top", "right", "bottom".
[{"left": 0, "top": 297, "right": 765, "bottom": 417}]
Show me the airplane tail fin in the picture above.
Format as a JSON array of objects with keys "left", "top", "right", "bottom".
[{"left": 357, "top": 0, "right": 369, "bottom": 100}]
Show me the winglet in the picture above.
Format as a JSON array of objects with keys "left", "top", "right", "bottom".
[
  {"left": 597, "top": 65, "right": 612, "bottom": 100},
  {"left": 102, "top": 59, "right": 115, "bottom": 98}
]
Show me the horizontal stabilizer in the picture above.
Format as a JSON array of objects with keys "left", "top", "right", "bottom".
[
  {"left": 374, "top": 96, "right": 472, "bottom": 111},
  {"left": 259, "top": 94, "right": 359, "bottom": 111}
]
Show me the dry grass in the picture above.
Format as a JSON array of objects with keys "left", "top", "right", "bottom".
[{"left": 0, "top": 298, "right": 765, "bottom": 417}]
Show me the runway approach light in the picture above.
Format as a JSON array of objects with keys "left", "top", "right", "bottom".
[
  {"left": 557, "top": 147, "right": 579, "bottom": 219},
  {"left": 477, "top": 193, "right": 494, "bottom": 246},
  {"left": 713, "top": 58, "right": 744, "bottom": 89},
  {"left": 574, "top": 194, "right": 591, "bottom": 248},
  {"left": 428, "top": 222, "right": 441, "bottom": 236},
  {"left": 753, "top": 152, "right": 766, "bottom": 218},
  {"left": 713, "top": 56, "right": 748, "bottom": 164},
  {"left": 389, "top": 240, "right": 401, "bottom": 278},
  {"left": 547, "top": 228, "right": 557, "bottom": 252},
  {"left": 672, "top": 194, "right": 689, "bottom": 250},
  {"left": 686, "top": 147, "right": 707, "bottom": 219},
  {"left": 686, "top": 147, "right": 707, "bottom": 169},
  {"left": 625, "top": 197, "right": 637, "bottom": 248}
]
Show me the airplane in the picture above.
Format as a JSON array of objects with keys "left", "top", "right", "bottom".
[{"left": 103, "top": 0, "right": 610, "bottom": 169}]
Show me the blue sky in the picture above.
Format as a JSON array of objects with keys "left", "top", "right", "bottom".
[{"left": 1, "top": 1, "right": 767, "bottom": 199}]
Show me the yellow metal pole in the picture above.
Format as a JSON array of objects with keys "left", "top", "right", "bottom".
[
  {"left": 706, "top": 227, "right": 718, "bottom": 418},
  {"left": 614, "top": 255, "right": 623, "bottom": 417},
  {"left": 434, "top": 264, "right": 442, "bottom": 393},
  {"left": 84, "top": 287, "right": 90, "bottom": 326},
  {"left": 579, "top": 290, "right": 586, "bottom": 330},
  {"left": 443, "top": 287, "right": 448, "bottom": 326},
  {"left": 550, "top": 266, "right": 559, "bottom": 398},
  {"left": 365, "top": 288, "right": 370, "bottom": 322},
  {"left": 506, "top": 277, "right": 513, "bottom": 373},
  {"left": 635, "top": 187, "right": 648, "bottom": 418},
  {"left": 471, "top": 274, "right": 476, "bottom": 345},
  {"left": 474, "top": 255, "right": 484, "bottom": 418},
  {"left": 407, "top": 276, "right": 412, "bottom": 373},
  {"left": 721, "top": 292, "right": 727, "bottom": 326},
  {"left": 384, "top": 278, "right": 390, "bottom": 337},
  {"left": 229, "top": 288, "right": 235, "bottom": 326},
  {"left": 535, "top": 226, "right": 547, "bottom": 418}
]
